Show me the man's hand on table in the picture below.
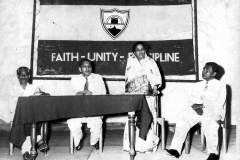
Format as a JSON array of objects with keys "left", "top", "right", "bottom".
[
  {"left": 191, "top": 104, "right": 204, "bottom": 115},
  {"left": 34, "top": 91, "right": 50, "bottom": 96},
  {"left": 216, "top": 120, "right": 224, "bottom": 125},
  {"left": 152, "top": 84, "right": 161, "bottom": 96},
  {"left": 76, "top": 90, "right": 92, "bottom": 96},
  {"left": 152, "top": 86, "right": 158, "bottom": 96}
]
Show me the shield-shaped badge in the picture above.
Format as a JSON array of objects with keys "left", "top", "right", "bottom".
[{"left": 100, "top": 8, "right": 130, "bottom": 40}]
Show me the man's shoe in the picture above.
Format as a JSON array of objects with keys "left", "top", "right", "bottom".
[
  {"left": 76, "top": 139, "right": 84, "bottom": 151},
  {"left": 23, "top": 152, "right": 34, "bottom": 160},
  {"left": 23, "top": 152, "right": 30, "bottom": 160},
  {"left": 206, "top": 153, "right": 219, "bottom": 160},
  {"left": 76, "top": 133, "right": 87, "bottom": 151},
  {"left": 94, "top": 141, "right": 99, "bottom": 150},
  {"left": 37, "top": 140, "right": 49, "bottom": 152},
  {"left": 165, "top": 149, "right": 180, "bottom": 158},
  {"left": 39, "top": 143, "right": 49, "bottom": 152}
]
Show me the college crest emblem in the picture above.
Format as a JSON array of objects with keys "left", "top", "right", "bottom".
[{"left": 100, "top": 8, "right": 130, "bottom": 40}]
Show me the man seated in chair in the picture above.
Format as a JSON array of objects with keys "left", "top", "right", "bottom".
[
  {"left": 67, "top": 59, "right": 106, "bottom": 151},
  {"left": 165, "top": 62, "right": 226, "bottom": 160},
  {"left": 15, "top": 67, "right": 49, "bottom": 160}
]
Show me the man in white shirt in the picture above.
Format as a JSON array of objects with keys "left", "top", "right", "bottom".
[
  {"left": 16, "top": 67, "right": 49, "bottom": 160},
  {"left": 165, "top": 62, "right": 226, "bottom": 160},
  {"left": 67, "top": 59, "right": 106, "bottom": 151}
]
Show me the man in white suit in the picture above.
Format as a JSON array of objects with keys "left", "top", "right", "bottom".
[
  {"left": 166, "top": 62, "right": 226, "bottom": 160},
  {"left": 67, "top": 59, "right": 106, "bottom": 151}
]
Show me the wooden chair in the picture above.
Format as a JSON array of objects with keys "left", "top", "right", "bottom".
[
  {"left": 185, "top": 119, "right": 227, "bottom": 154},
  {"left": 9, "top": 121, "right": 13, "bottom": 155},
  {"left": 103, "top": 95, "right": 165, "bottom": 152},
  {"left": 156, "top": 117, "right": 165, "bottom": 150},
  {"left": 154, "top": 94, "right": 165, "bottom": 150},
  {"left": 9, "top": 122, "right": 49, "bottom": 156},
  {"left": 159, "top": 117, "right": 227, "bottom": 154},
  {"left": 185, "top": 99, "right": 228, "bottom": 154}
]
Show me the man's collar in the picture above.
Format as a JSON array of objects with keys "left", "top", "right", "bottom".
[
  {"left": 80, "top": 73, "right": 91, "bottom": 78},
  {"left": 206, "top": 78, "right": 216, "bottom": 83}
]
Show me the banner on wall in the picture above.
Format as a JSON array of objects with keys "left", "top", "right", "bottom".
[
  {"left": 37, "top": 40, "right": 194, "bottom": 75},
  {"left": 36, "top": 0, "right": 195, "bottom": 78}
]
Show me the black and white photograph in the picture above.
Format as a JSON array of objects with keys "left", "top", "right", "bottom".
[{"left": 0, "top": 0, "right": 239, "bottom": 160}]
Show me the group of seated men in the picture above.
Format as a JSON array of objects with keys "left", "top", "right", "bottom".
[
  {"left": 16, "top": 59, "right": 103, "bottom": 160},
  {"left": 15, "top": 58, "right": 226, "bottom": 160}
]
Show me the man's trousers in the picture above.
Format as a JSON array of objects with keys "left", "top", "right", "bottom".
[
  {"left": 67, "top": 117, "right": 102, "bottom": 146},
  {"left": 170, "top": 109, "right": 219, "bottom": 155}
]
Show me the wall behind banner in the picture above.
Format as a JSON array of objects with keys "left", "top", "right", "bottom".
[{"left": 0, "top": 0, "right": 239, "bottom": 128}]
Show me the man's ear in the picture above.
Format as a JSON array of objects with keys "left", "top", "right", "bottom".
[
  {"left": 212, "top": 72, "right": 217, "bottom": 77},
  {"left": 79, "top": 67, "right": 82, "bottom": 72}
]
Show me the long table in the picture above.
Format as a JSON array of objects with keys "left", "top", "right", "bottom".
[{"left": 9, "top": 95, "right": 152, "bottom": 160}]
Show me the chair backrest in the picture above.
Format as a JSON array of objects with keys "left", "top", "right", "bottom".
[
  {"left": 105, "top": 96, "right": 159, "bottom": 136},
  {"left": 222, "top": 91, "right": 228, "bottom": 128},
  {"left": 222, "top": 84, "right": 229, "bottom": 128}
]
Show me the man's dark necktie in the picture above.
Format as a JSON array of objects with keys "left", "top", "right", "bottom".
[
  {"left": 204, "top": 81, "right": 208, "bottom": 91},
  {"left": 84, "top": 77, "right": 89, "bottom": 90}
]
